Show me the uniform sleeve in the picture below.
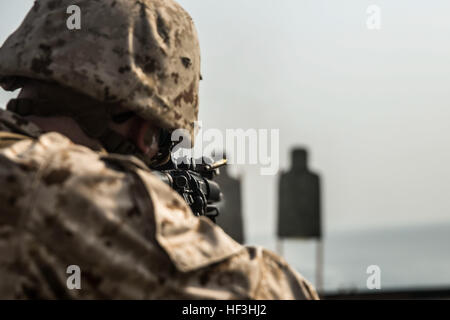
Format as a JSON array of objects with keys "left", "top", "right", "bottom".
[
  {"left": 173, "top": 246, "right": 319, "bottom": 300},
  {"left": 253, "top": 248, "right": 319, "bottom": 300}
]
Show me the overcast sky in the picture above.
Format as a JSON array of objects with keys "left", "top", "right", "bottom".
[{"left": 1, "top": 1, "right": 450, "bottom": 242}]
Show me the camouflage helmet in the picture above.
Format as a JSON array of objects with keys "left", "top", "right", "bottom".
[{"left": 0, "top": 0, "right": 201, "bottom": 139}]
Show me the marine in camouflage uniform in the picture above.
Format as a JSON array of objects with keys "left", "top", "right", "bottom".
[{"left": 0, "top": 0, "right": 318, "bottom": 299}]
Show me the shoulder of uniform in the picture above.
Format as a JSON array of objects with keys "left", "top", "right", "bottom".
[
  {"left": 0, "top": 130, "right": 134, "bottom": 213},
  {"left": 0, "top": 131, "right": 96, "bottom": 173}
]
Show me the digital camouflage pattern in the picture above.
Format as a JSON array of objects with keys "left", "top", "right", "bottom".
[
  {"left": 0, "top": 0, "right": 201, "bottom": 139},
  {"left": 0, "top": 109, "right": 318, "bottom": 300}
]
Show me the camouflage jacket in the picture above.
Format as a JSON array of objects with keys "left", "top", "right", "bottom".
[{"left": 0, "top": 109, "right": 318, "bottom": 300}]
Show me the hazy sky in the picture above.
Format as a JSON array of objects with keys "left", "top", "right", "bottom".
[{"left": 1, "top": 1, "right": 450, "bottom": 242}]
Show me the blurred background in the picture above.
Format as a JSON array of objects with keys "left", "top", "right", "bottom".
[{"left": 1, "top": 0, "right": 450, "bottom": 295}]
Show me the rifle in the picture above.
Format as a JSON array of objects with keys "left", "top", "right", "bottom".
[{"left": 152, "top": 157, "right": 227, "bottom": 223}]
